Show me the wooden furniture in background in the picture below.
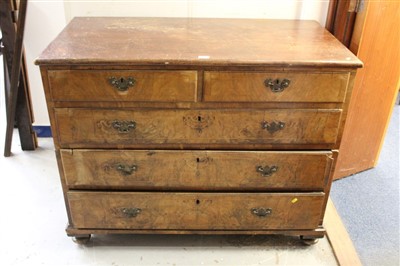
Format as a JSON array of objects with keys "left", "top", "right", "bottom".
[
  {"left": 325, "top": 0, "right": 360, "bottom": 47},
  {"left": 36, "top": 17, "right": 361, "bottom": 243},
  {"left": 0, "top": 0, "right": 37, "bottom": 156},
  {"left": 327, "top": 0, "right": 400, "bottom": 179}
]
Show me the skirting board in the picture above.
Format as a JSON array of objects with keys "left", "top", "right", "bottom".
[{"left": 325, "top": 197, "right": 362, "bottom": 266}]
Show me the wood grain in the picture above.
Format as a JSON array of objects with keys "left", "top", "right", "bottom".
[
  {"left": 35, "top": 17, "right": 362, "bottom": 68},
  {"left": 326, "top": 0, "right": 357, "bottom": 47},
  {"left": 325, "top": 198, "right": 362, "bottom": 266},
  {"left": 334, "top": 1, "right": 400, "bottom": 179},
  {"left": 65, "top": 226, "right": 326, "bottom": 237},
  {"left": 67, "top": 192, "right": 325, "bottom": 230},
  {"left": 3, "top": 0, "right": 28, "bottom": 156},
  {"left": 48, "top": 70, "right": 197, "bottom": 102},
  {"left": 61, "top": 149, "right": 333, "bottom": 191},
  {"left": 0, "top": 0, "right": 37, "bottom": 152},
  {"left": 54, "top": 108, "right": 342, "bottom": 148},
  {"left": 35, "top": 18, "right": 361, "bottom": 240},
  {"left": 204, "top": 71, "right": 350, "bottom": 103}
]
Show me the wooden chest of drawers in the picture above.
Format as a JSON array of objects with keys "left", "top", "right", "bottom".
[{"left": 36, "top": 17, "right": 362, "bottom": 244}]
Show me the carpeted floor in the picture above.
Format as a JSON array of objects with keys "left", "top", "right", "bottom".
[{"left": 330, "top": 101, "right": 400, "bottom": 266}]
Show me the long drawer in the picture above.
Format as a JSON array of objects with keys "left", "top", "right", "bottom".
[
  {"left": 54, "top": 108, "right": 342, "bottom": 148},
  {"left": 204, "top": 71, "right": 349, "bottom": 102},
  {"left": 67, "top": 192, "right": 325, "bottom": 230},
  {"left": 61, "top": 150, "right": 332, "bottom": 191},
  {"left": 48, "top": 70, "right": 197, "bottom": 102}
]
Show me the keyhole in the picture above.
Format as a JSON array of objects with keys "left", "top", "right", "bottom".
[
  {"left": 196, "top": 157, "right": 200, "bottom": 163},
  {"left": 196, "top": 199, "right": 200, "bottom": 205},
  {"left": 198, "top": 116, "right": 202, "bottom": 122},
  {"left": 120, "top": 77, "right": 125, "bottom": 83},
  {"left": 275, "top": 79, "right": 280, "bottom": 84}
]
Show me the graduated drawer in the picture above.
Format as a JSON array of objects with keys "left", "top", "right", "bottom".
[
  {"left": 61, "top": 150, "right": 332, "bottom": 191},
  {"left": 67, "top": 192, "right": 325, "bottom": 230},
  {"left": 204, "top": 71, "right": 349, "bottom": 102},
  {"left": 47, "top": 70, "right": 197, "bottom": 102},
  {"left": 55, "top": 108, "right": 342, "bottom": 147}
]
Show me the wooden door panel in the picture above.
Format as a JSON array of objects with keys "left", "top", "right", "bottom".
[{"left": 329, "top": 1, "right": 400, "bottom": 179}]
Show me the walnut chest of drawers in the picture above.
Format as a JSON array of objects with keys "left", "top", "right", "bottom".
[{"left": 36, "top": 17, "right": 362, "bottom": 244}]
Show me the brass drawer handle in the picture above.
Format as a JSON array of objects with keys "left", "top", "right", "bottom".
[
  {"left": 116, "top": 164, "right": 138, "bottom": 175},
  {"left": 251, "top": 207, "right": 272, "bottom": 217},
  {"left": 121, "top": 207, "right": 141, "bottom": 218},
  {"left": 264, "top": 78, "right": 290, "bottom": 92},
  {"left": 261, "top": 121, "right": 285, "bottom": 133},
  {"left": 256, "top": 165, "right": 278, "bottom": 177},
  {"left": 112, "top": 120, "right": 136, "bottom": 133},
  {"left": 108, "top": 76, "right": 136, "bottom": 91}
]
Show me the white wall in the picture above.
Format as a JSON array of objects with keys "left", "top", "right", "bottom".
[
  {"left": 25, "top": 0, "right": 329, "bottom": 125},
  {"left": 24, "top": 2, "right": 66, "bottom": 125},
  {"left": 63, "top": 0, "right": 329, "bottom": 24}
]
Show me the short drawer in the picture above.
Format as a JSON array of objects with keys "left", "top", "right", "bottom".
[
  {"left": 204, "top": 71, "right": 349, "bottom": 102},
  {"left": 61, "top": 150, "right": 333, "bottom": 191},
  {"left": 55, "top": 108, "right": 342, "bottom": 148},
  {"left": 48, "top": 70, "right": 197, "bottom": 102},
  {"left": 67, "top": 192, "right": 325, "bottom": 230}
]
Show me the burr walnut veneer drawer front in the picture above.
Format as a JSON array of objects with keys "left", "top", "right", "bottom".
[
  {"left": 61, "top": 150, "right": 333, "bottom": 190},
  {"left": 55, "top": 108, "right": 342, "bottom": 147},
  {"left": 48, "top": 70, "right": 197, "bottom": 102},
  {"left": 68, "top": 192, "right": 325, "bottom": 230},
  {"left": 204, "top": 71, "right": 349, "bottom": 102}
]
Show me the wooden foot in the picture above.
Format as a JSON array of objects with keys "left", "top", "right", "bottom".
[
  {"left": 300, "top": 235, "right": 320, "bottom": 245},
  {"left": 72, "top": 234, "right": 91, "bottom": 244}
]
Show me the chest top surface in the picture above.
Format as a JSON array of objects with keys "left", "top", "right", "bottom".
[{"left": 36, "top": 17, "right": 362, "bottom": 68}]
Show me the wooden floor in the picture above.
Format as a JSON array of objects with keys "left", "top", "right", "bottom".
[{"left": 325, "top": 198, "right": 362, "bottom": 266}]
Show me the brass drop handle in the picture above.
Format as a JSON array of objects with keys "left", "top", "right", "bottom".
[
  {"left": 112, "top": 120, "right": 136, "bottom": 133},
  {"left": 264, "top": 78, "right": 290, "bottom": 92},
  {"left": 261, "top": 121, "right": 285, "bottom": 133},
  {"left": 108, "top": 76, "right": 136, "bottom": 91},
  {"left": 251, "top": 207, "right": 272, "bottom": 217},
  {"left": 121, "top": 207, "right": 141, "bottom": 218},
  {"left": 116, "top": 164, "right": 138, "bottom": 175},
  {"left": 256, "top": 165, "right": 278, "bottom": 177}
]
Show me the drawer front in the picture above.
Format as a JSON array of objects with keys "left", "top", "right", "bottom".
[
  {"left": 48, "top": 70, "right": 197, "bottom": 102},
  {"left": 204, "top": 71, "right": 349, "bottom": 102},
  {"left": 67, "top": 192, "right": 325, "bottom": 230},
  {"left": 61, "top": 150, "right": 332, "bottom": 191},
  {"left": 55, "top": 108, "right": 341, "bottom": 147}
]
